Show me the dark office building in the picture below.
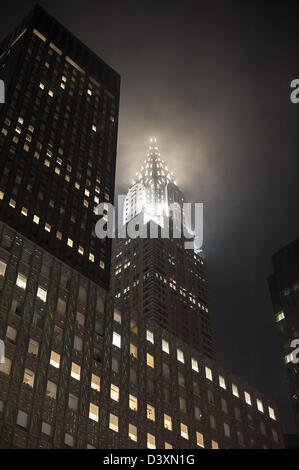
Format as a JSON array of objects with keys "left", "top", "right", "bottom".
[
  {"left": 0, "top": 4, "right": 120, "bottom": 289},
  {"left": 268, "top": 238, "right": 299, "bottom": 438},
  {"left": 0, "top": 221, "right": 283, "bottom": 449},
  {"left": 112, "top": 141, "right": 214, "bottom": 358}
]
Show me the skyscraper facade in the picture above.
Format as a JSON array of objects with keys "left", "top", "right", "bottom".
[
  {"left": 268, "top": 238, "right": 299, "bottom": 437},
  {"left": 112, "top": 141, "right": 214, "bottom": 357},
  {"left": 0, "top": 4, "right": 120, "bottom": 290}
]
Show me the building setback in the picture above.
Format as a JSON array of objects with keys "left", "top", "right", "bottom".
[
  {"left": 268, "top": 238, "right": 299, "bottom": 438},
  {"left": 0, "top": 4, "right": 120, "bottom": 290},
  {"left": 0, "top": 221, "right": 283, "bottom": 449}
]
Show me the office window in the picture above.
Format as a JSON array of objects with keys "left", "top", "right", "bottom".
[
  {"left": 23, "top": 368, "right": 35, "bottom": 388},
  {"left": 165, "top": 442, "right": 173, "bottom": 449},
  {"left": 212, "top": 440, "right": 219, "bottom": 449},
  {"left": 224, "top": 422, "right": 230, "bottom": 438},
  {"left": 50, "top": 350, "right": 60, "bottom": 368},
  {"left": 112, "top": 331, "right": 121, "bottom": 348},
  {"left": 74, "top": 336, "right": 82, "bottom": 352},
  {"left": 147, "top": 353, "right": 154, "bottom": 368},
  {"left": 71, "top": 362, "right": 81, "bottom": 381},
  {"left": 232, "top": 383, "right": 239, "bottom": 397},
  {"left": 64, "top": 433, "right": 74, "bottom": 447},
  {"left": 162, "top": 339, "right": 169, "bottom": 354},
  {"left": 177, "top": 348, "right": 184, "bottom": 363},
  {"left": 109, "top": 413, "right": 118, "bottom": 432},
  {"left": 180, "top": 423, "right": 189, "bottom": 440},
  {"left": 191, "top": 357, "right": 199, "bottom": 372},
  {"left": 0, "top": 358, "right": 11, "bottom": 375},
  {"left": 46, "top": 380, "right": 57, "bottom": 399},
  {"left": 257, "top": 399, "right": 264, "bottom": 413},
  {"left": 268, "top": 406, "right": 276, "bottom": 420},
  {"left": 41, "top": 422, "right": 52, "bottom": 436},
  {"left": 146, "top": 329, "right": 154, "bottom": 344},
  {"left": 37, "top": 286, "right": 47, "bottom": 303},
  {"left": 130, "top": 343, "right": 138, "bottom": 359},
  {"left": 16, "top": 273, "right": 27, "bottom": 290},
  {"left": 89, "top": 403, "right": 99, "bottom": 422},
  {"left": 147, "top": 433, "right": 156, "bottom": 449},
  {"left": 113, "top": 309, "right": 121, "bottom": 324},
  {"left": 196, "top": 431, "right": 204, "bottom": 448},
  {"left": 91, "top": 373, "right": 100, "bottom": 392},
  {"left": 129, "top": 394, "right": 138, "bottom": 411},
  {"left": 16, "top": 410, "right": 28, "bottom": 429},
  {"left": 129, "top": 423, "right": 137, "bottom": 442},
  {"left": 6, "top": 326, "right": 17, "bottom": 343},
  {"left": 205, "top": 366, "right": 213, "bottom": 381},
  {"left": 164, "top": 414, "right": 172, "bottom": 431},
  {"left": 219, "top": 375, "right": 226, "bottom": 389},
  {"left": 68, "top": 393, "right": 78, "bottom": 411},
  {"left": 0, "top": 260, "right": 6, "bottom": 277},
  {"left": 147, "top": 404, "right": 155, "bottom": 421},
  {"left": 244, "top": 391, "right": 251, "bottom": 405},
  {"left": 110, "top": 384, "right": 119, "bottom": 402}
]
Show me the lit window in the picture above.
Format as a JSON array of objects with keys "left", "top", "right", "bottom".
[
  {"left": 6, "top": 325, "right": 17, "bottom": 344},
  {"left": 9, "top": 198, "right": 16, "bottom": 208},
  {"left": 196, "top": 431, "right": 204, "bottom": 448},
  {"left": 130, "top": 343, "right": 138, "bottom": 358},
  {"left": 181, "top": 423, "right": 189, "bottom": 440},
  {"left": 46, "top": 380, "right": 57, "bottom": 399},
  {"left": 0, "top": 261, "right": 7, "bottom": 277},
  {"left": 87, "top": 89, "right": 92, "bottom": 96},
  {"left": 21, "top": 207, "right": 28, "bottom": 216},
  {"left": 0, "top": 191, "right": 4, "bottom": 200},
  {"left": 67, "top": 238, "right": 73, "bottom": 248},
  {"left": 268, "top": 406, "right": 276, "bottom": 420},
  {"left": 48, "top": 90, "right": 54, "bottom": 97},
  {"left": 110, "top": 384, "right": 119, "bottom": 402},
  {"left": 177, "top": 349, "right": 184, "bottom": 363},
  {"left": 50, "top": 351, "right": 60, "bottom": 369},
  {"left": 45, "top": 223, "right": 51, "bottom": 232},
  {"left": 39, "top": 82, "right": 44, "bottom": 90},
  {"left": 257, "top": 399, "right": 264, "bottom": 413},
  {"left": 129, "top": 423, "right": 137, "bottom": 442},
  {"left": 275, "top": 310, "right": 285, "bottom": 322},
  {"left": 164, "top": 414, "right": 172, "bottom": 431},
  {"left": 78, "top": 246, "right": 84, "bottom": 255},
  {"left": 147, "top": 404, "right": 155, "bottom": 421},
  {"left": 100, "top": 260, "right": 105, "bottom": 270},
  {"left": 109, "top": 413, "right": 118, "bottom": 432},
  {"left": 192, "top": 358, "right": 199, "bottom": 372},
  {"left": 212, "top": 440, "right": 219, "bottom": 449},
  {"left": 33, "top": 215, "right": 40, "bottom": 224},
  {"left": 147, "top": 353, "right": 154, "bottom": 368},
  {"left": 37, "top": 286, "right": 47, "bottom": 303},
  {"left": 129, "top": 394, "right": 138, "bottom": 411},
  {"left": 92, "top": 124, "right": 97, "bottom": 132},
  {"left": 205, "top": 367, "right": 213, "bottom": 381},
  {"left": 147, "top": 433, "right": 156, "bottom": 449},
  {"left": 71, "top": 362, "right": 81, "bottom": 381},
  {"left": 244, "top": 391, "right": 252, "bottom": 405},
  {"left": 16, "top": 273, "right": 27, "bottom": 290},
  {"left": 230, "top": 383, "right": 239, "bottom": 397},
  {"left": 89, "top": 253, "right": 94, "bottom": 262},
  {"left": 112, "top": 331, "right": 121, "bottom": 348},
  {"left": 146, "top": 329, "right": 154, "bottom": 344},
  {"left": 113, "top": 309, "right": 121, "bottom": 324},
  {"left": 91, "top": 373, "right": 100, "bottom": 392},
  {"left": 162, "top": 339, "right": 169, "bottom": 354},
  {"left": 165, "top": 442, "right": 173, "bottom": 449},
  {"left": 28, "top": 339, "right": 39, "bottom": 356},
  {"left": 0, "top": 357, "right": 11, "bottom": 375},
  {"left": 56, "top": 231, "right": 62, "bottom": 240},
  {"left": 23, "top": 368, "right": 35, "bottom": 387},
  {"left": 219, "top": 375, "right": 226, "bottom": 389},
  {"left": 89, "top": 403, "right": 99, "bottom": 422}
]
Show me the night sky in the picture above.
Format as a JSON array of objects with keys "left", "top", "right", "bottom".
[{"left": 1, "top": 0, "right": 299, "bottom": 433}]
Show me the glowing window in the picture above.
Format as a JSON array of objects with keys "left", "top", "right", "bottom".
[
  {"left": 89, "top": 403, "right": 99, "bottom": 422},
  {"left": 71, "top": 362, "right": 81, "bottom": 381},
  {"left": 181, "top": 423, "right": 189, "bottom": 440},
  {"left": 147, "top": 353, "right": 154, "bottom": 368},
  {"left": 109, "top": 413, "right": 118, "bottom": 432},
  {"left": 112, "top": 331, "right": 121, "bottom": 348},
  {"left": 50, "top": 351, "right": 60, "bottom": 368},
  {"left": 16, "top": 273, "right": 27, "bottom": 290}
]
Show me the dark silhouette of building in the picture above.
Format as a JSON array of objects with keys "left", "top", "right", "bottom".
[
  {"left": 268, "top": 238, "right": 299, "bottom": 438},
  {"left": 0, "top": 4, "right": 120, "bottom": 290}
]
